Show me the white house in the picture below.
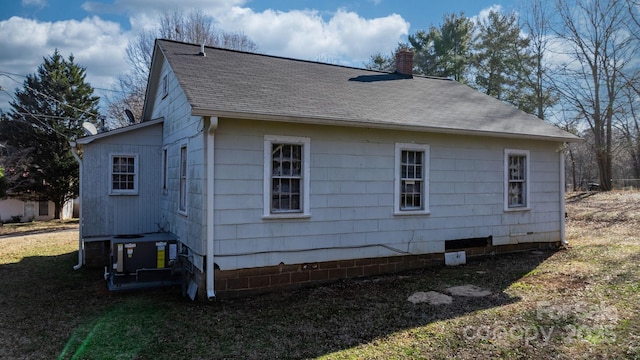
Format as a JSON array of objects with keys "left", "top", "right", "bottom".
[
  {"left": 73, "top": 40, "right": 579, "bottom": 299},
  {"left": 0, "top": 198, "right": 73, "bottom": 223}
]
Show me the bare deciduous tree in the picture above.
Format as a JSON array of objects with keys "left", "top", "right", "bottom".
[
  {"left": 552, "top": 0, "right": 637, "bottom": 191},
  {"left": 520, "top": 0, "right": 558, "bottom": 120},
  {"left": 107, "top": 10, "right": 258, "bottom": 127},
  {"left": 617, "top": 85, "right": 640, "bottom": 178}
]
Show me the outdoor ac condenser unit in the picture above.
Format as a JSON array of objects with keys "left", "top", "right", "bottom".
[{"left": 107, "top": 233, "right": 181, "bottom": 291}]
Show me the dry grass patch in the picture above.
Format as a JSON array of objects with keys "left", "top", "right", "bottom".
[
  {"left": 0, "top": 192, "right": 639, "bottom": 359},
  {"left": 0, "top": 219, "right": 78, "bottom": 236},
  {"left": 566, "top": 190, "right": 640, "bottom": 221},
  {"left": 0, "top": 229, "right": 77, "bottom": 262}
]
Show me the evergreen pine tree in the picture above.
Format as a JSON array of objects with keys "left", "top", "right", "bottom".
[
  {"left": 409, "top": 12, "right": 474, "bottom": 82},
  {"left": 0, "top": 50, "right": 100, "bottom": 219},
  {"left": 472, "top": 11, "right": 536, "bottom": 112}
]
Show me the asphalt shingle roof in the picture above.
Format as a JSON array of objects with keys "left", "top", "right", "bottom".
[{"left": 153, "top": 39, "right": 578, "bottom": 142}]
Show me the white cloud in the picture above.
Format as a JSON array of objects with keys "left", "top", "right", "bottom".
[
  {"left": 81, "top": 0, "right": 247, "bottom": 36},
  {"left": 214, "top": 7, "right": 409, "bottom": 65},
  {"left": 81, "top": 0, "right": 409, "bottom": 64},
  {"left": 118, "top": 2, "right": 409, "bottom": 65},
  {"left": 1, "top": 1, "right": 410, "bottom": 112},
  {"left": 472, "top": 5, "right": 503, "bottom": 25},
  {"left": 0, "top": 16, "right": 130, "bottom": 112}
]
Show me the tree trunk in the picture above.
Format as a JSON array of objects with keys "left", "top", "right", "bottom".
[
  {"left": 569, "top": 149, "right": 578, "bottom": 191},
  {"left": 634, "top": 140, "right": 640, "bottom": 179},
  {"left": 596, "top": 149, "right": 612, "bottom": 191},
  {"left": 54, "top": 200, "right": 62, "bottom": 220}
]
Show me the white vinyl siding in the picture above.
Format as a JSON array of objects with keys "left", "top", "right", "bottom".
[
  {"left": 79, "top": 122, "right": 163, "bottom": 237},
  {"left": 504, "top": 149, "right": 530, "bottom": 211},
  {"left": 394, "top": 143, "right": 430, "bottom": 215},
  {"left": 208, "top": 119, "right": 564, "bottom": 271},
  {"left": 263, "top": 135, "right": 311, "bottom": 218},
  {"left": 110, "top": 154, "right": 138, "bottom": 195}
]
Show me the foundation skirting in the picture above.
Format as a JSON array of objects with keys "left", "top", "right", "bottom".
[{"left": 208, "top": 241, "right": 561, "bottom": 299}]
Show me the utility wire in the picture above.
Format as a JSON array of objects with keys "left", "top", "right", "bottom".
[
  {"left": 0, "top": 70, "right": 127, "bottom": 93},
  {"left": 93, "top": 87, "right": 127, "bottom": 93},
  {"left": 0, "top": 86, "right": 69, "bottom": 139},
  {"left": 11, "top": 112, "right": 87, "bottom": 120},
  {"left": 0, "top": 70, "right": 27, "bottom": 78},
  {"left": 0, "top": 72, "right": 100, "bottom": 119}
]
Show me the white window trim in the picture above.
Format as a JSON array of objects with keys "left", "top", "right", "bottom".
[
  {"left": 161, "top": 146, "right": 168, "bottom": 195},
  {"left": 110, "top": 153, "right": 139, "bottom": 196},
  {"left": 504, "top": 148, "right": 531, "bottom": 212},
  {"left": 263, "top": 135, "right": 311, "bottom": 219},
  {"left": 161, "top": 74, "right": 168, "bottom": 99},
  {"left": 394, "top": 143, "right": 430, "bottom": 216},
  {"left": 178, "top": 145, "right": 188, "bottom": 216}
]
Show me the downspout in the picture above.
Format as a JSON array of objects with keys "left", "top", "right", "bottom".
[
  {"left": 206, "top": 117, "right": 218, "bottom": 299},
  {"left": 559, "top": 144, "right": 568, "bottom": 246},
  {"left": 70, "top": 141, "right": 83, "bottom": 270}
]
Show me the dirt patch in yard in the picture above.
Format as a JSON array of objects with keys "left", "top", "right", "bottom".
[
  {"left": 408, "top": 285, "right": 492, "bottom": 305},
  {"left": 446, "top": 285, "right": 493, "bottom": 297},
  {"left": 0, "top": 192, "right": 639, "bottom": 359},
  {"left": 407, "top": 291, "right": 453, "bottom": 305}
]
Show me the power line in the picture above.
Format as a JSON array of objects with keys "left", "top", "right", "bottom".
[
  {"left": 12, "top": 112, "right": 86, "bottom": 120},
  {"left": 93, "top": 87, "right": 127, "bottom": 93},
  {"left": 0, "top": 86, "right": 69, "bottom": 139},
  {"left": 0, "top": 70, "right": 128, "bottom": 93},
  {"left": 0, "top": 70, "right": 27, "bottom": 78},
  {"left": 0, "top": 72, "right": 100, "bottom": 119}
]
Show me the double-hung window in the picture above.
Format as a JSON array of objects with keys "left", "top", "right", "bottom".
[
  {"left": 264, "top": 135, "right": 310, "bottom": 218},
  {"left": 394, "top": 143, "right": 430, "bottom": 215},
  {"left": 179, "top": 145, "right": 187, "bottom": 214},
  {"left": 161, "top": 74, "right": 168, "bottom": 99},
  {"left": 111, "top": 154, "right": 138, "bottom": 195},
  {"left": 38, "top": 200, "right": 49, "bottom": 216},
  {"left": 504, "top": 149, "right": 530, "bottom": 210},
  {"left": 162, "top": 147, "right": 168, "bottom": 192}
]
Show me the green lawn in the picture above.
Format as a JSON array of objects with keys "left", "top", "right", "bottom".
[{"left": 0, "top": 192, "right": 638, "bottom": 359}]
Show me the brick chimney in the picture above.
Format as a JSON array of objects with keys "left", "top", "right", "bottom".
[{"left": 395, "top": 48, "right": 414, "bottom": 77}]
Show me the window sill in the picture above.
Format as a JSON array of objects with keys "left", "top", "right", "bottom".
[
  {"left": 504, "top": 206, "right": 531, "bottom": 212},
  {"left": 262, "top": 213, "right": 311, "bottom": 220},
  {"left": 394, "top": 209, "right": 431, "bottom": 216},
  {"left": 109, "top": 192, "right": 138, "bottom": 196}
]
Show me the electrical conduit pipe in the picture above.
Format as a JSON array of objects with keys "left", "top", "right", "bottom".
[
  {"left": 206, "top": 117, "right": 218, "bottom": 299},
  {"left": 69, "top": 141, "right": 83, "bottom": 270}
]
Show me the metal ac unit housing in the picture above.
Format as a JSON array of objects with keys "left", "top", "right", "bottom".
[{"left": 106, "top": 232, "right": 181, "bottom": 291}]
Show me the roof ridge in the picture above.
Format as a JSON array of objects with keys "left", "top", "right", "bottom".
[{"left": 156, "top": 38, "right": 452, "bottom": 81}]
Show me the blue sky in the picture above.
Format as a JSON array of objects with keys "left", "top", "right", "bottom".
[{"left": 0, "top": 0, "right": 523, "bottom": 113}]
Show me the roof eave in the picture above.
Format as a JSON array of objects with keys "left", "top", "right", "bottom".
[
  {"left": 76, "top": 118, "right": 164, "bottom": 145},
  {"left": 191, "top": 108, "right": 581, "bottom": 143},
  {"left": 141, "top": 40, "right": 166, "bottom": 121}
]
